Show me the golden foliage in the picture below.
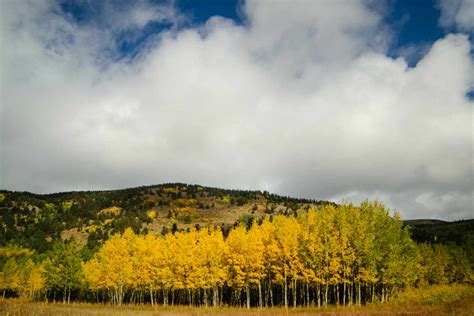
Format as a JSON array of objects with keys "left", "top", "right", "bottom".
[
  {"left": 163, "top": 187, "right": 181, "bottom": 194},
  {"left": 97, "top": 206, "right": 122, "bottom": 216},
  {"left": 173, "top": 199, "right": 198, "bottom": 207},
  {"left": 147, "top": 210, "right": 157, "bottom": 219},
  {"left": 5, "top": 201, "right": 470, "bottom": 307},
  {"left": 0, "top": 247, "right": 33, "bottom": 258}
]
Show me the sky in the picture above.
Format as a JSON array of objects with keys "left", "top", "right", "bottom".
[{"left": 0, "top": 0, "right": 473, "bottom": 220}]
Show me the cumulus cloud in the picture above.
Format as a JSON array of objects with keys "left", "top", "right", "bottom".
[
  {"left": 437, "top": 0, "right": 474, "bottom": 32},
  {"left": 1, "top": 0, "right": 473, "bottom": 220}
]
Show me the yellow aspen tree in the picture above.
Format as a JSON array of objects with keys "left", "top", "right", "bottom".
[
  {"left": 83, "top": 257, "right": 104, "bottom": 295},
  {"left": 225, "top": 225, "right": 248, "bottom": 307},
  {"left": 1, "top": 259, "right": 21, "bottom": 296},
  {"left": 151, "top": 234, "right": 174, "bottom": 305},
  {"left": 272, "top": 215, "right": 302, "bottom": 308},
  {"left": 298, "top": 209, "right": 324, "bottom": 307},
  {"left": 170, "top": 230, "right": 199, "bottom": 306},
  {"left": 247, "top": 223, "right": 265, "bottom": 308},
  {"left": 259, "top": 218, "right": 279, "bottom": 307},
  {"left": 316, "top": 205, "right": 340, "bottom": 306},
  {"left": 334, "top": 205, "right": 356, "bottom": 305},
  {"left": 133, "top": 233, "right": 155, "bottom": 305},
  {"left": 195, "top": 227, "right": 227, "bottom": 306},
  {"left": 25, "top": 260, "right": 46, "bottom": 300},
  {"left": 84, "top": 228, "right": 135, "bottom": 305},
  {"left": 225, "top": 224, "right": 264, "bottom": 308},
  {"left": 382, "top": 213, "right": 420, "bottom": 299}
]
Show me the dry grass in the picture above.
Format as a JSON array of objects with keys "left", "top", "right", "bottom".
[{"left": 2, "top": 285, "right": 473, "bottom": 316}]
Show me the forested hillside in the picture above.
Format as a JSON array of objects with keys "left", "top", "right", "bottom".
[
  {"left": 0, "top": 184, "right": 472, "bottom": 307},
  {"left": 406, "top": 219, "right": 474, "bottom": 245},
  {"left": 0, "top": 183, "right": 332, "bottom": 254}
]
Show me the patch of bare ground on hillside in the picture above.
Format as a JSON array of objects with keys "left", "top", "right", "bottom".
[{"left": 1, "top": 299, "right": 473, "bottom": 316}]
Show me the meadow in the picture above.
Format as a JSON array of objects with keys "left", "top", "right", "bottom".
[{"left": 2, "top": 284, "right": 473, "bottom": 316}]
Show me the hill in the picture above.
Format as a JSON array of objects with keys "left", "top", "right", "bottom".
[
  {"left": 404, "top": 218, "right": 474, "bottom": 245},
  {"left": 0, "top": 185, "right": 472, "bottom": 307},
  {"left": 0, "top": 183, "right": 334, "bottom": 253},
  {"left": 1, "top": 183, "right": 472, "bottom": 256}
]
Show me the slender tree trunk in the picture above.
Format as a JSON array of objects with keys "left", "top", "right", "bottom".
[
  {"left": 263, "top": 282, "right": 268, "bottom": 307},
  {"left": 343, "top": 283, "right": 346, "bottom": 305},
  {"left": 371, "top": 283, "right": 375, "bottom": 303},
  {"left": 306, "top": 283, "right": 310, "bottom": 307},
  {"left": 246, "top": 286, "right": 250, "bottom": 309},
  {"left": 269, "top": 283, "right": 274, "bottom": 307},
  {"left": 284, "top": 272, "right": 288, "bottom": 308},
  {"left": 120, "top": 284, "right": 124, "bottom": 306},
  {"left": 317, "top": 284, "right": 321, "bottom": 308},
  {"left": 356, "top": 283, "right": 359, "bottom": 306},
  {"left": 293, "top": 279, "right": 297, "bottom": 307},
  {"left": 293, "top": 279, "right": 298, "bottom": 307},
  {"left": 219, "top": 287, "right": 223, "bottom": 307},
  {"left": 349, "top": 281, "right": 353, "bottom": 306},
  {"left": 258, "top": 283, "right": 263, "bottom": 308},
  {"left": 357, "top": 283, "right": 361, "bottom": 306},
  {"left": 233, "top": 288, "right": 238, "bottom": 307},
  {"left": 265, "top": 280, "right": 271, "bottom": 307},
  {"left": 348, "top": 282, "right": 352, "bottom": 306},
  {"left": 213, "top": 286, "right": 218, "bottom": 307},
  {"left": 302, "top": 283, "right": 305, "bottom": 307},
  {"left": 324, "top": 284, "right": 328, "bottom": 306}
]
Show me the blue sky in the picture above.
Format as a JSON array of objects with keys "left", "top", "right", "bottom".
[
  {"left": 1, "top": 0, "right": 473, "bottom": 220},
  {"left": 56, "top": 0, "right": 457, "bottom": 64}
]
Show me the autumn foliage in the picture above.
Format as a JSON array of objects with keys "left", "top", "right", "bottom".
[
  {"left": 1, "top": 202, "right": 472, "bottom": 307},
  {"left": 80, "top": 202, "right": 473, "bottom": 307}
]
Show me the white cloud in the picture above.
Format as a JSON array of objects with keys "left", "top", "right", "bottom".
[
  {"left": 437, "top": 0, "right": 474, "bottom": 32},
  {"left": 1, "top": 0, "right": 473, "bottom": 220}
]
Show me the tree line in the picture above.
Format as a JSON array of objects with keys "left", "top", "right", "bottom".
[{"left": 1, "top": 202, "right": 472, "bottom": 307}]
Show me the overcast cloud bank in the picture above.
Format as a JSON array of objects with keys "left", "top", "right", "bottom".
[{"left": 1, "top": 0, "right": 473, "bottom": 220}]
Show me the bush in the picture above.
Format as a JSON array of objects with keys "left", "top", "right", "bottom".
[{"left": 391, "top": 284, "right": 474, "bottom": 306}]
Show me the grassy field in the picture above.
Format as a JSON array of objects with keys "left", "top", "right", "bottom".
[{"left": 2, "top": 285, "right": 473, "bottom": 316}]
